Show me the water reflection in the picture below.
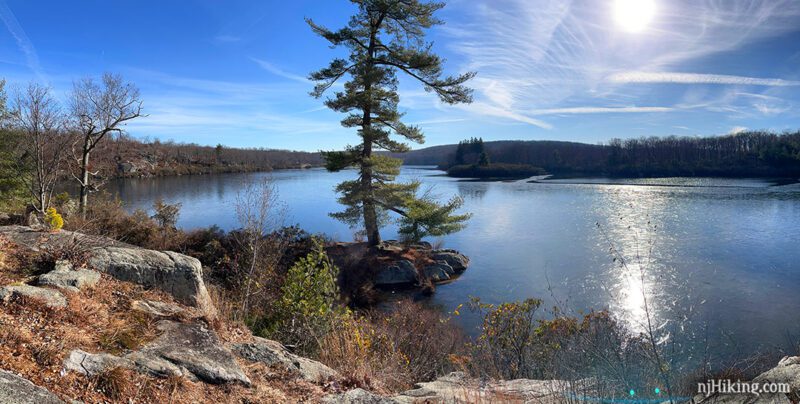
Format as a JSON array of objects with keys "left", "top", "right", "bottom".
[
  {"left": 593, "top": 186, "right": 672, "bottom": 334},
  {"left": 106, "top": 169, "right": 800, "bottom": 366}
]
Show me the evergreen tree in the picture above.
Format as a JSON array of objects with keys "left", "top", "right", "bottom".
[
  {"left": 478, "top": 151, "right": 490, "bottom": 166},
  {"left": 308, "top": 0, "right": 475, "bottom": 246}
]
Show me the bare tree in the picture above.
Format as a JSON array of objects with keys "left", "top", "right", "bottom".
[
  {"left": 233, "top": 177, "right": 286, "bottom": 321},
  {"left": 70, "top": 73, "right": 144, "bottom": 216},
  {"left": 9, "top": 83, "right": 67, "bottom": 213}
]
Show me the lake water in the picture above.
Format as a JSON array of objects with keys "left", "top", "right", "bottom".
[{"left": 108, "top": 167, "right": 800, "bottom": 367}]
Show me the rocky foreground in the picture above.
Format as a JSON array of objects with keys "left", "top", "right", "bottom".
[{"left": 0, "top": 225, "right": 798, "bottom": 403}]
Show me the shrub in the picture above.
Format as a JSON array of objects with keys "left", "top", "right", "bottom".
[
  {"left": 264, "top": 238, "right": 344, "bottom": 356},
  {"left": 319, "top": 299, "right": 465, "bottom": 393},
  {"left": 467, "top": 297, "right": 663, "bottom": 400},
  {"left": 44, "top": 207, "right": 63, "bottom": 231}
]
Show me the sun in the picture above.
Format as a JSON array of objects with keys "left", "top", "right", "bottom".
[{"left": 613, "top": 0, "right": 656, "bottom": 33}]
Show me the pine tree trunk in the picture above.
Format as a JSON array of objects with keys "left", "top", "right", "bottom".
[{"left": 362, "top": 22, "right": 381, "bottom": 247}]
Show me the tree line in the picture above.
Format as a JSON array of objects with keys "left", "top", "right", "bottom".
[
  {"left": 404, "top": 132, "right": 800, "bottom": 178},
  {"left": 0, "top": 75, "right": 323, "bottom": 217}
]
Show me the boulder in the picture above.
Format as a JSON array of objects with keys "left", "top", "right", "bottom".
[
  {"left": 131, "top": 299, "right": 187, "bottom": 318},
  {"left": 754, "top": 356, "right": 800, "bottom": 390},
  {"left": 325, "top": 372, "right": 572, "bottom": 403},
  {"left": 232, "top": 337, "right": 338, "bottom": 382},
  {"left": 423, "top": 261, "right": 453, "bottom": 282},
  {"left": 135, "top": 320, "right": 250, "bottom": 385},
  {"left": 430, "top": 250, "right": 470, "bottom": 272},
  {"left": 393, "top": 372, "right": 569, "bottom": 404},
  {"left": 374, "top": 259, "right": 418, "bottom": 286},
  {"left": 0, "top": 369, "right": 64, "bottom": 404},
  {"left": 37, "top": 261, "right": 100, "bottom": 292},
  {"left": 323, "top": 388, "right": 396, "bottom": 404},
  {"left": 0, "top": 226, "right": 216, "bottom": 318},
  {"left": 89, "top": 247, "right": 216, "bottom": 318},
  {"left": 62, "top": 350, "right": 134, "bottom": 376},
  {"left": 126, "top": 351, "right": 192, "bottom": 379},
  {"left": 0, "top": 285, "right": 66, "bottom": 308},
  {"left": 692, "top": 356, "right": 800, "bottom": 403}
]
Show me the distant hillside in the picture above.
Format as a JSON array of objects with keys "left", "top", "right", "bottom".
[
  {"left": 394, "top": 140, "right": 609, "bottom": 173},
  {"left": 395, "top": 131, "right": 800, "bottom": 178},
  {"left": 92, "top": 135, "right": 323, "bottom": 179}
]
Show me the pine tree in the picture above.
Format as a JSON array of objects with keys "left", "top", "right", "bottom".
[{"left": 308, "top": 0, "right": 475, "bottom": 246}]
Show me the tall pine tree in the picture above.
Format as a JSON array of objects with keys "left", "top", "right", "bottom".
[{"left": 308, "top": 0, "right": 475, "bottom": 246}]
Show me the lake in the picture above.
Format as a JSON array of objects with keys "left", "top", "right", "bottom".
[{"left": 107, "top": 167, "right": 800, "bottom": 368}]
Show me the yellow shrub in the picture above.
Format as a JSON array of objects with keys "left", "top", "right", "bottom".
[{"left": 44, "top": 207, "right": 63, "bottom": 231}]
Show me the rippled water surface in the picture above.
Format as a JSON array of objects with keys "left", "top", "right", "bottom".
[{"left": 108, "top": 167, "right": 800, "bottom": 364}]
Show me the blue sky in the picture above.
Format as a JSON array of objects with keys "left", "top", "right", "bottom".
[{"left": 1, "top": 0, "right": 800, "bottom": 151}]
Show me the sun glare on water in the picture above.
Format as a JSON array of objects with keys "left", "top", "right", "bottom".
[{"left": 613, "top": 0, "right": 656, "bottom": 33}]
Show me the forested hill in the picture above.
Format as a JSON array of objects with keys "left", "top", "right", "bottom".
[
  {"left": 92, "top": 135, "right": 323, "bottom": 178},
  {"left": 396, "top": 131, "right": 800, "bottom": 178}
]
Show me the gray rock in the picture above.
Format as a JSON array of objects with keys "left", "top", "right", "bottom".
[
  {"left": 693, "top": 357, "right": 800, "bottom": 403},
  {"left": 232, "top": 337, "right": 338, "bottom": 382},
  {"left": 0, "top": 369, "right": 64, "bottom": 404},
  {"left": 323, "top": 388, "right": 396, "bottom": 404},
  {"left": 392, "top": 372, "right": 571, "bottom": 404},
  {"left": 62, "top": 350, "right": 134, "bottom": 376},
  {"left": 131, "top": 299, "right": 187, "bottom": 318},
  {"left": 37, "top": 262, "right": 100, "bottom": 292},
  {"left": 374, "top": 259, "right": 418, "bottom": 286},
  {"left": 126, "top": 351, "right": 193, "bottom": 380},
  {"left": 0, "top": 285, "right": 67, "bottom": 308},
  {"left": 89, "top": 247, "right": 216, "bottom": 318},
  {"left": 423, "top": 261, "right": 453, "bottom": 282},
  {"left": 136, "top": 320, "right": 250, "bottom": 385},
  {"left": 430, "top": 250, "right": 470, "bottom": 272},
  {"left": 326, "top": 372, "right": 574, "bottom": 404},
  {"left": 0, "top": 226, "right": 216, "bottom": 318}
]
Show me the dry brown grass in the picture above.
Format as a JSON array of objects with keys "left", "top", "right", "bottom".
[
  {"left": 319, "top": 299, "right": 465, "bottom": 394},
  {"left": 0, "top": 235, "right": 36, "bottom": 284},
  {"left": 0, "top": 266, "right": 328, "bottom": 403}
]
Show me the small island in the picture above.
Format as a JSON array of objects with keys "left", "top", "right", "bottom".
[{"left": 441, "top": 137, "right": 547, "bottom": 180}]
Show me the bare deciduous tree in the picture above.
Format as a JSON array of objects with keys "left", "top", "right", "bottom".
[
  {"left": 70, "top": 73, "right": 144, "bottom": 216},
  {"left": 10, "top": 83, "right": 67, "bottom": 213},
  {"left": 233, "top": 177, "right": 286, "bottom": 321}
]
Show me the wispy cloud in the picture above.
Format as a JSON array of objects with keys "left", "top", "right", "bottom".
[
  {"left": 250, "top": 57, "right": 309, "bottom": 83},
  {"left": 608, "top": 72, "right": 800, "bottom": 86},
  {"left": 529, "top": 106, "right": 673, "bottom": 115},
  {"left": 117, "top": 68, "right": 344, "bottom": 149},
  {"left": 443, "top": 0, "right": 800, "bottom": 128},
  {"left": 0, "top": 0, "right": 45, "bottom": 82}
]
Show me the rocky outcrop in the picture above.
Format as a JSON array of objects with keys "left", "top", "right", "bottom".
[
  {"left": 232, "top": 337, "right": 339, "bottom": 382},
  {"left": 134, "top": 320, "right": 250, "bottom": 385},
  {"left": 62, "top": 350, "right": 134, "bottom": 377},
  {"left": 90, "top": 247, "right": 215, "bottom": 317},
  {"left": 0, "top": 285, "right": 66, "bottom": 308},
  {"left": 0, "top": 226, "right": 215, "bottom": 317},
  {"left": 423, "top": 261, "right": 454, "bottom": 282},
  {"left": 324, "top": 372, "right": 570, "bottom": 403},
  {"left": 0, "top": 370, "right": 64, "bottom": 404},
  {"left": 131, "top": 299, "right": 187, "bottom": 318},
  {"left": 374, "top": 259, "right": 418, "bottom": 286},
  {"left": 430, "top": 250, "right": 469, "bottom": 272},
  {"left": 694, "top": 356, "right": 800, "bottom": 403},
  {"left": 37, "top": 260, "right": 100, "bottom": 292},
  {"left": 323, "top": 388, "right": 396, "bottom": 404}
]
